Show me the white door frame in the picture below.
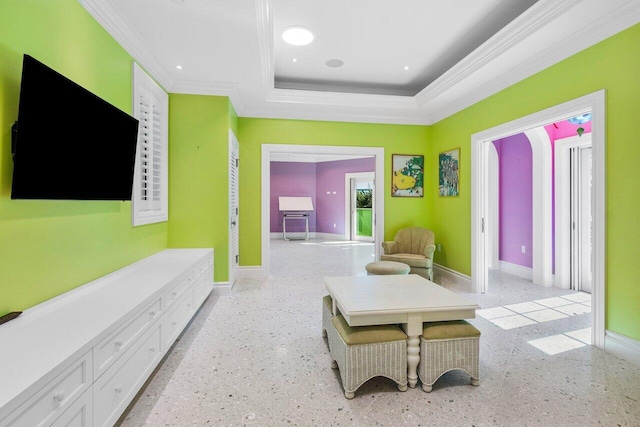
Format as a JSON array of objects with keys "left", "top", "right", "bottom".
[
  {"left": 345, "top": 172, "right": 375, "bottom": 242},
  {"left": 471, "top": 90, "right": 605, "bottom": 349},
  {"left": 261, "top": 144, "right": 385, "bottom": 277},
  {"left": 487, "top": 143, "right": 499, "bottom": 270},
  {"left": 228, "top": 129, "right": 239, "bottom": 288}
]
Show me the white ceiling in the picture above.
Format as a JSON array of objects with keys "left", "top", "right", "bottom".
[{"left": 81, "top": 0, "right": 640, "bottom": 125}]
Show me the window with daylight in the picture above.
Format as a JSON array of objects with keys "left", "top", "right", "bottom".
[{"left": 132, "top": 62, "right": 168, "bottom": 226}]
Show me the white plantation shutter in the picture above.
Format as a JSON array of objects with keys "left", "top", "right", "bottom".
[{"left": 132, "top": 63, "right": 168, "bottom": 226}]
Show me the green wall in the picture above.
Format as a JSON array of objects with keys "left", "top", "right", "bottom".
[
  {"left": 0, "top": 0, "right": 167, "bottom": 317},
  {"left": 429, "top": 23, "right": 640, "bottom": 341},
  {"left": 167, "top": 94, "right": 231, "bottom": 282},
  {"left": 237, "top": 118, "right": 430, "bottom": 266}
]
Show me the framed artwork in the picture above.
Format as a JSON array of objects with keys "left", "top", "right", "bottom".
[
  {"left": 391, "top": 154, "right": 424, "bottom": 197},
  {"left": 439, "top": 147, "right": 460, "bottom": 197}
]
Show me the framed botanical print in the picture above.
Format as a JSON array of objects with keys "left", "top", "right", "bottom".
[
  {"left": 391, "top": 154, "right": 424, "bottom": 197},
  {"left": 439, "top": 147, "right": 460, "bottom": 197}
]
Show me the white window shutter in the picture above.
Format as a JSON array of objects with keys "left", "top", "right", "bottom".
[{"left": 132, "top": 63, "right": 168, "bottom": 226}]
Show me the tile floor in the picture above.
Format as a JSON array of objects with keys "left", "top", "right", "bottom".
[{"left": 117, "top": 239, "right": 640, "bottom": 426}]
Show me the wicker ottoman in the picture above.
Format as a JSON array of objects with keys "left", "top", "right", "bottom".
[
  {"left": 322, "top": 295, "right": 333, "bottom": 341},
  {"left": 418, "top": 320, "right": 480, "bottom": 392},
  {"left": 329, "top": 315, "right": 408, "bottom": 399},
  {"left": 365, "top": 260, "right": 410, "bottom": 275}
]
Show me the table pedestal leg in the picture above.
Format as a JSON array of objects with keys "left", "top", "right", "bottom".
[{"left": 407, "top": 335, "right": 420, "bottom": 388}]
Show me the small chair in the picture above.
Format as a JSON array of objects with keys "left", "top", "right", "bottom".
[
  {"left": 381, "top": 227, "right": 436, "bottom": 281},
  {"left": 418, "top": 320, "right": 480, "bottom": 392},
  {"left": 329, "top": 315, "right": 408, "bottom": 399}
]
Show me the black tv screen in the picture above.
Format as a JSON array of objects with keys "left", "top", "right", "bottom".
[{"left": 11, "top": 55, "right": 139, "bottom": 201}]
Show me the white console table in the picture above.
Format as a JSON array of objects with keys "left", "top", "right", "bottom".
[{"left": 0, "top": 248, "right": 213, "bottom": 427}]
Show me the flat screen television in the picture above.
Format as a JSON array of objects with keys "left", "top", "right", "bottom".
[{"left": 11, "top": 54, "right": 139, "bottom": 201}]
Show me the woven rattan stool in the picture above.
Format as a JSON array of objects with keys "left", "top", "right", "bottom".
[
  {"left": 329, "top": 315, "right": 408, "bottom": 399},
  {"left": 365, "top": 260, "right": 410, "bottom": 275},
  {"left": 418, "top": 320, "right": 480, "bottom": 392},
  {"left": 322, "top": 295, "right": 333, "bottom": 341}
]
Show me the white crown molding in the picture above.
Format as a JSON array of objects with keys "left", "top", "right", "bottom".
[
  {"left": 255, "top": 0, "right": 274, "bottom": 89},
  {"left": 170, "top": 79, "right": 245, "bottom": 113},
  {"left": 424, "top": 0, "right": 640, "bottom": 124},
  {"left": 78, "top": 0, "right": 175, "bottom": 92},
  {"left": 266, "top": 88, "right": 417, "bottom": 108},
  {"left": 415, "top": 0, "right": 584, "bottom": 108},
  {"left": 241, "top": 105, "right": 428, "bottom": 125},
  {"left": 80, "top": 0, "right": 640, "bottom": 126}
]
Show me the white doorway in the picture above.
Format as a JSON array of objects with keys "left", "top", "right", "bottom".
[
  {"left": 345, "top": 172, "right": 375, "bottom": 242},
  {"left": 471, "top": 90, "right": 605, "bottom": 349},
  {"left": 261, "top": 144, "right": 385, "bottom": 277}
]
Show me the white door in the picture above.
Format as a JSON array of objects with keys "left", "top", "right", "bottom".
[
  {"left": 571, "top": 146, "right": 592, "bottom": 293},
  {"left": 228, "top": 130, "right": 239, "bottom": 287}
]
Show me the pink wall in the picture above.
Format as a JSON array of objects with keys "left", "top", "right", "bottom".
[
  {"left": 270, "top": 158, "right": 375, "bottom": 234},
  {"left": 316, "top": 158, "right": 375, "bottom": 234},
  {"left": 493, "top": 134, "right": 533, "bottom": 268},
  {"left": 270, "top": 162, "right": 317, "bottom": 232}
]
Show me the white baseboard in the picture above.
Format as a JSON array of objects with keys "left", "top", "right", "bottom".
[
  {"left": 433, "top": 263, "right": 471, "bottom": 288},
  {"left": 314, "top": 232, "right": 349, "bottom": 240},
  {"left": 605, "top": 330, "right": 640, "bottom": 367},
  {"left": 211, "top": 280, "right": 233, "bottom": 296},
  {"left": 239, "top": 266, "right": 263, "bottom": 279},
  {"left": 499, "top": 260, "right": 533, "bottom": 280},
  {"left": 269, "top": 232, "right": 349, "bottom": 240}
]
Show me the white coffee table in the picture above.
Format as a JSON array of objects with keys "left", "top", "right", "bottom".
[{"left": 324, "top": 274, "right": 479, "bottom": 388}]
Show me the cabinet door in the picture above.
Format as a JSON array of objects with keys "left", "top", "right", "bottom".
[
  {"left": 0, "top": 352, "right": 92, "bottom": 427},
  {"left": 51, "top": 389, "right": 92, "bottom": 427},
  {"left": 93, "top": 323, "right": 162, "bottom": 427}
]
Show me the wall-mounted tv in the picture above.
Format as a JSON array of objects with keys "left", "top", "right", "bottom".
[{"left": 11, "top": 54, "right": 139, "bottom": 201}]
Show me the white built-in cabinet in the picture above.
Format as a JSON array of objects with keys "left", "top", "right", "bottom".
[{"left": 0, "top": 248, "right": 214, "bottom": 427}]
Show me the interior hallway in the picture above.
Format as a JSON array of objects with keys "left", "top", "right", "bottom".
[{"left": 117, "top": 239, "right": 640, "bottom": 426}]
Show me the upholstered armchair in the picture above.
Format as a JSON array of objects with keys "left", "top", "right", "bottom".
[{"left": 381, "top": 227, "right": 436, "bottom": 281}]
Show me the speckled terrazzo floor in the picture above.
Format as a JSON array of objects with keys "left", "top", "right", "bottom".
[{"left": 116, "top": 239, "right": 640, "bottom": 427}]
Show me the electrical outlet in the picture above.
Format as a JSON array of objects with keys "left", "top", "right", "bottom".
[
  {"left": 437, "top": 244, "right": 442, "bottom": 252},
  {"left": 521, "top": 245, "right": 526, "bottom": 254}
]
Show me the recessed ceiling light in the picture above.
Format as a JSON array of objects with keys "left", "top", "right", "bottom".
[
  {"left": 404, "top": 66, "right": 409, "bottom": 71},
  {"left": 325, "top": 59, "right": 344, "bottom": 68},
  {"left": 292, "top": 58, "right": 298, "bottom": 63},
  {"left": 176, "top": 65, "right": 183, "bottom": 70},
  {"left": 282, "top": 26, "right": 315, "bottom": 46}
]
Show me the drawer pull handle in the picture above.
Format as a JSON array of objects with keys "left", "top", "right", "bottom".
[
  {"left": 149, "top": 311, "right": 156, "bottom": 318},
  {"left": 172, "top": 292, "right": 177, "bottom": 297},
  {"left": 114, "top": 341, "right": 123, "bottom": 349},
  {"left": 53, "top": 390, "right": 66, "bottom": 402},
  {"left": 115, "top": 385, "right": 123, "bottom": 394},
  {"left": 150, "top": 347, "right": 156, "bottom": 353}
]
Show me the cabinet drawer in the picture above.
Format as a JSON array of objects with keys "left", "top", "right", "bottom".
[
  {"left": 0, "top": 352, "right": 92, "bottom": 427},
  {"left": 163, "top": 288, "right": 195, "bottom": 349},
  {"left": 50, "top": 388, "right": 92, "bottom": 427},
  {"left": 93, "top": 324, "right": 162, "bottom": 427},
  {"left": 164, "top": 272, "right": 194, "bottom": 309},
  {"left": 94, "top": 296, "right": 162, "bottom": 378}
]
